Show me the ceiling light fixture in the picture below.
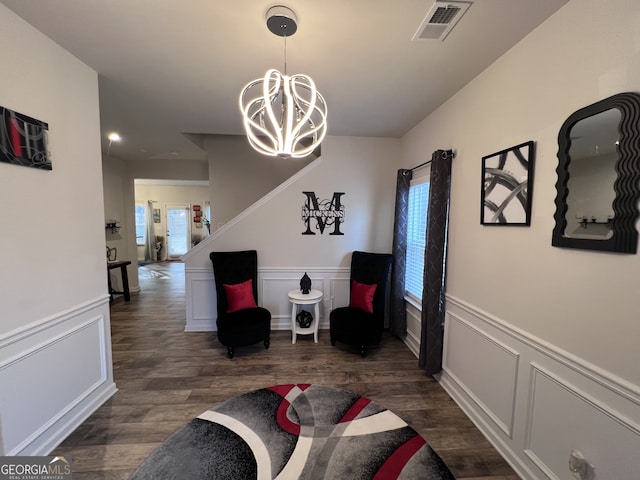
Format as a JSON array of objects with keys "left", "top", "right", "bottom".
[
  {"left": 107, "top": 132, "right": 121, "bottom": 158},
  {"left": 239, "top": 5, "right": 328, "bottom": 159}
]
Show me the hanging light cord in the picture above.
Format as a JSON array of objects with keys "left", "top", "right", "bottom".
[{"left": 283, "top": 33, "right": 288, "bottom": 75}]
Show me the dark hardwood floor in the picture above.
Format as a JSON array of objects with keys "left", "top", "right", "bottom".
[{"left": 53, "top": 261, "right": 519, "bottom": 479}]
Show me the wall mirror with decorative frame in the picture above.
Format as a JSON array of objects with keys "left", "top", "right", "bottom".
[{"left": 552, "top": 92, "right": 640, "bottom": 253}]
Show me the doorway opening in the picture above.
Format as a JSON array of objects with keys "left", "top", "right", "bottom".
[{"left": 166, "top": 204, "right": 190, "bottom": 259}]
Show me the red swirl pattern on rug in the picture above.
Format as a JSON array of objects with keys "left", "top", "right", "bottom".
[{"left": 130, "top": 384, "right": 455, "bottom": 480}]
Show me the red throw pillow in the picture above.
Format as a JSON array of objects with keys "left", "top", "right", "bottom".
[
  {"left": 349, "top": 280, "right": 377, "bottom": 313},
  {"left": 223, "top": 279, "right": 257, "bottom": 313}
]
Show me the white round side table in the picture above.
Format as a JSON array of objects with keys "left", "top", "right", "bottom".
[{"left": 287, "top": 289, "right": 323, "bottom": 344}]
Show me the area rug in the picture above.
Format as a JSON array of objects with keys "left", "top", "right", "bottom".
[
  {"left": 129, "top": 384, "right": 455, "bottom": 479},
  {"left": 138, "top": 265, "right": 170, "bottom": 279}
]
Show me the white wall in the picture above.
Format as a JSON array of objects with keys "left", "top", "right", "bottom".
[
  {"left": 205, "top": 135, "right": 315, "bottom": 227},
  {"left": 103, "top": 156, "right": 133, "bottom": 289},
  {"left": 401, "top": 0, "right": 640, "bottom": 478},
  {"left": 182, "top": 135, "right": 399, "bottom": 331},
  {"left": 126, "top": 158, "right": 209, "bottom": 181},
  {"left": 0, "top": 4, "right": 115, "bottom": 455}
]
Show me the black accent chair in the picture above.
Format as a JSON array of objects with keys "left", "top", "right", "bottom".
[
  {"left": 330, "top": 251, "right": 393, "bottom": 357},
  {"left": 210, "top": 250, "right": 271, "bottom": 358}
]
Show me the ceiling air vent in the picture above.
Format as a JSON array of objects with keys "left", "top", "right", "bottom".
[{"left": 413, "top": 1, "right": 472, "bottom": 41}]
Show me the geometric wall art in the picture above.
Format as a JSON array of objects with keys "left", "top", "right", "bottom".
[
  {"left": 481, "top": 141, "right": 535, "bottom": 225},
  {"left": 0, "top": 106, "right": 51, "bottom": 170}
]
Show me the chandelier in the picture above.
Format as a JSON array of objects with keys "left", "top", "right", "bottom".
[{"left": 239, "top": 6, "right": 328, "bottom": 159}]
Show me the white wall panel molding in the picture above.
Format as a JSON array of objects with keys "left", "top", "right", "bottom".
[
  {"left": 443, "top": 312, "right": 519, "bottom": 438},
  {"left": 446, "top": 295, "right": 640, "bottom": 405},
  {"left": 439, "top": 295, "right": 640, "bottom": 480},
  {"left": 328, "top": 277, "right": 350, "bottom": 311},
  {"left": 437, "top": 370, "right": 539, "bottom": 480},
  {"left": 404, "top": 305, "right": 422, "bottom": 357},
  {"left": 524, "top": 363, "right": 640, "bottom": 480},
  {"left": 185, "top": 266, "right": 349, "bottom": 332},
  {"left": 0, "top": 300, "right": 116, "bottom": 456},
  {"left": 184, "top": 274, "right": 217, "bottom": 332},
  {"left": 403, "top": 329, "right": 420, "bottom": 358}
]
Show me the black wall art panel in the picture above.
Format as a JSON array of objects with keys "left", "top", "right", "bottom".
[
  {"left": 0, "top": 106, "right": 51, "bottom": 170},
  {"left": 481, "top": 141, "right": 535, "bottom": 225}
]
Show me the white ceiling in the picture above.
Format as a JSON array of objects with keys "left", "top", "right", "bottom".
[{"left": 1, "top": 0, "right": 569, "bottom": 162}]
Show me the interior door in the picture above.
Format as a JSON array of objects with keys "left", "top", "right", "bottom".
[{"left": 166, "top": 204, "right": 190, "bottom": 258}]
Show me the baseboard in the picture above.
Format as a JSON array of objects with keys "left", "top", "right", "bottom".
[
  {"left": 184, "top": 318, "right": 215, "bottom": 332},
  {"left": 437, "top": 369, "right": 538, "bottom": 479},
  {"left": 15, "top": 382, "right": 118, "bottom": 456}
]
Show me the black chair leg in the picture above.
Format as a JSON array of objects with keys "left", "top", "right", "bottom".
[
  {"left": 330, "top": 337, "right": 336, "bottom": 346},
  {"left": 264, "top": 337, "right": 270, "bottom": 349},
  {"left": 360, "top": 345, "right": 367, "bottom": 358},
  {"left": 227, "top": 346, "right": 234, "bottom": 359}
]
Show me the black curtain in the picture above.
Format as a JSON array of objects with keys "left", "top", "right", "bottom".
[
  {"left": 389, "top": 169, "right": 412, "bottom": 337},
  {"left": 419, "top": 150, "right": 453, "bottom": 374}
]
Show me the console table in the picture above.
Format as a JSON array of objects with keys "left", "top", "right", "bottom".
[
  {"left": 107, "top": 260, "right": 131, "bottom": 302},
  {"left": 287, "top": 289, "right": 323, "bottom": 344}
]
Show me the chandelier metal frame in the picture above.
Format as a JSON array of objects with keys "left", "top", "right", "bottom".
[{"left": 239, "top": 6, "right": 328, "bottom": 159}]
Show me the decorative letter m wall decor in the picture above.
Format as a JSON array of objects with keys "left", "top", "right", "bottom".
[
  {"left": 0, "top": 106, "right": 51, "bottom": 170},
  {"left": 301, "top": 191, "right": 345, "bottom": 235}
]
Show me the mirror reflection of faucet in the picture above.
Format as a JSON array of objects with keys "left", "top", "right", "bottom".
[
  {"left": 579, "top": 215, "right": 613, "bottom": 228},
  {"left": 578, "top": 215, "right": 613, "bottom": 229}
]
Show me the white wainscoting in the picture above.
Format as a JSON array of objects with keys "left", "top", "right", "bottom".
[
  {"left": 437, "top": 295, "right": 640, "bottom": 480},
  {"left": 404, "top": 301, "right": 422, "bottom": 357},
  {"left": 0, "top": 297, "right": 117, "bottom": 456},
  {"left": 185, "top": 266, "right": 350, "bottom": 332}
]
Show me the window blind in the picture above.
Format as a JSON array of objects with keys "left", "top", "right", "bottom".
[{"left": 405, "top": 180, "right": 429, "bottom": 300}]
